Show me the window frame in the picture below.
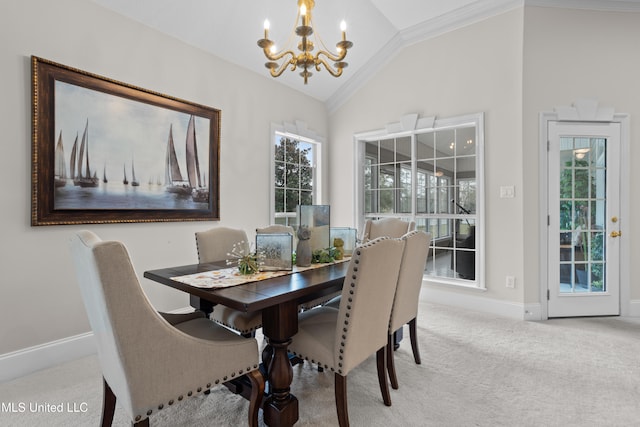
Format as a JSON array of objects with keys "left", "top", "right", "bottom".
[
  {"left": 270, "top": 122, "right": 323, "bottom": 226},
  {"left": 354, "top": 113, "right": 485, "bottom": 289}
]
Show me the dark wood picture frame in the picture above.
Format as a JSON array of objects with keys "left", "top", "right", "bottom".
[{"left": 31, "top": 56, "right": 220, "bottom": 225}]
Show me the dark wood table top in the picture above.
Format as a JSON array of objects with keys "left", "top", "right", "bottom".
[
  {"left": 144, "top": 260, "right": 350, "bottom": 313},
  {"left": 145, "top": 259, "right": 351, "bottom": 427}
]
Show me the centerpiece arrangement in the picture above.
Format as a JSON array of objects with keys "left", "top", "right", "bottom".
[{"left": 226, "top": 241, "right": 261, "bottom": 275}]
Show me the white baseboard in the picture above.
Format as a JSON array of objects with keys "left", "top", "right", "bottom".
[
  {"left": 0, "top": 306, "right": 198, "bottom": 384},
  {"left": 628, "top": 300, "right": 640, "bottom": 317},
  {"left": 0, "top": 332, "right": 96, "bottom": 384},
  {"left": 421, "top": 286, "right": 533, "bottom": 320}
]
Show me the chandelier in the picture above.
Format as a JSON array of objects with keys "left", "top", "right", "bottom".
[{"left": 257, "top": 0, "right": 353, "bottom": 84}]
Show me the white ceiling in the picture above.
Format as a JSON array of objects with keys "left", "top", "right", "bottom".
[{"left": 92, "top": 0, "right": 640, "bottom": 110}]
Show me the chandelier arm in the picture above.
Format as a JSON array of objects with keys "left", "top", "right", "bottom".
[
  {"left": 264, "top": 48, "right": 297, "bottom": 62},
  {"left": 315, "top": 57, "right": 343, "bottom": 78},
  {"left": 270, "top": 56, "right": 297, "bottom": 78},
  {"left": 316, "top": 48, "right": 347, "bottom": 63}
]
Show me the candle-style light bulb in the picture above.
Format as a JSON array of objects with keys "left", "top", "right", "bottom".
[
  {"left": 300, "top": 4, "right": 307, "bottom": 16},
  {"left": 264, "top": 19, "right": 270, "bottom": 38},
  {"left": 340, "top": 20, "right": 347, "bottom": 40}
]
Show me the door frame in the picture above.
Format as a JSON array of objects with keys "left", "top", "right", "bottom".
[{"left": 539, "top": 99, "right": 630, "bottom": 320}]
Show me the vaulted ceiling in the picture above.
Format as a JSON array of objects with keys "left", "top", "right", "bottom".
[{"left": 92, "top": 0, "right": 640, "bottom": 111}]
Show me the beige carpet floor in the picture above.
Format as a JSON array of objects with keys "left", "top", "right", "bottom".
[{"left": 1, "top": 301, "right": 639, "bottom": 426}]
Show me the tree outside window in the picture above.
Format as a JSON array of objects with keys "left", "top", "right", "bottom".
[{"left": 274, "top": 134, "right": 316, "bottom": 226}]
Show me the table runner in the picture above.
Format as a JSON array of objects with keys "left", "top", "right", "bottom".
[{"left": 171, "top": 258, "right": 350, "bottom": 289}]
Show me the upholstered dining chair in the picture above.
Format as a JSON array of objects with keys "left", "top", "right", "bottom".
[
  {"left": 70, "top": 230, "right": 264, "bottom": 427},
  {"left": 386, "top": 230, "right": 430, "bottom": 390},
  {"left": 361, "top": 217, "right": 416, "bottom": 242},
  {"left": 195, "top": 227, "right": 262, "bottom": 337},
  {"left": 288, "top": 237, "right": 406, "bottom": 426}
]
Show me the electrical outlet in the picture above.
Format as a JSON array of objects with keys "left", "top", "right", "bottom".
[{"left": 506, "top": 276, "right": 516, "bottom": 288}]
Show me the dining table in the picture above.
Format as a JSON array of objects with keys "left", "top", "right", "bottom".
[{"left": 144, "top": 259, "right": 350, "bottom": 427}]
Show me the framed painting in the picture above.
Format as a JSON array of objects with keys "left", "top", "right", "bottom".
[{"left": 31, "top": 56, "right": 220, "bottom": 225}]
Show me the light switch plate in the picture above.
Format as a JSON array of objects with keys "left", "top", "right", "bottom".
[{"left": 500, "top": 186, "right": 515, "bottom": 198}]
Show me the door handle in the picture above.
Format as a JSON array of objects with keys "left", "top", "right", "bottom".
[{"left": 610, "top": 231, "right": 621, "bottom": 238}]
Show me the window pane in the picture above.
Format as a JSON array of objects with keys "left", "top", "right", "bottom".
[
  {"left": 365, "top": 141, "right": 379, "bottom": 162},
  {"left": 417, "top": 132, "right": 435, "bottom": 160},
  {"left": 285, "top": 189, "right": 299, "bottom": 212},
  {"left": 273, "top": 132, "right": 319, "bottom": 223},
  {"left": 358, "top": 115, "right": 482, "bottom": 286},
  {"left": 300, "top": 190, "right": 312, "bottom": 206},
  {"left": 275, "top": 161, "right": 285, "bottom": 188},
  {"left": 275, "top": 137, "right": 285, "bottom": 162},
  {"left": 457, "top": 127, "right": 476, "bottom": 156},
  {"left": 379, "top": 189, "right": 395, "bottom": 212},
  {"left": 380, "top": 139, "right": 395, "bottom": 163},
  {"left": 436, "top": 129, "right": 455, "bottom": 158},
  {"left": 396, "top": 136, "right": 411, "bottom": 162}
]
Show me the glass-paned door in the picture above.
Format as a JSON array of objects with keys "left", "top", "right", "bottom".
[{"left": 548, "top": 122, "right": 620, "bottom": 317}]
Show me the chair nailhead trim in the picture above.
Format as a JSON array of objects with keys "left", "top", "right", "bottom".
[
  {"left": 188, "top": 391, "right": 193, "bottom": 396},
  {"left": 178, "top": 395, "right": 183, "bottom": 401},
  {"left": 146, "top": 410, "right": 152, "bottom": 416},
  {"left": 207, "top": 382, "right": 212, "bottom": 388},
  {"left": 197, "top": 387, "right": 202, "bottom": 392},
  {"left": 158, "top": 404, "right": 164, "bottom": 410},
  {"left": 215, "top": 379, "right": 220, "bottom": 384},
  {"left": 135, "top": 415, "right": 142, "bottom": 421}
]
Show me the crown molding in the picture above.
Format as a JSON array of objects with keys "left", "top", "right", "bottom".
[{"left": 525, "top": 0, "right": 640, "bottom": 12}]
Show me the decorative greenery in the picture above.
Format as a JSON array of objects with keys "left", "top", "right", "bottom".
[
  {"left": 226, "top": 241, "right": 261, "bottom": 275},
  {"left": 312, "top": 247, "right": 337, "bottom": 263}
]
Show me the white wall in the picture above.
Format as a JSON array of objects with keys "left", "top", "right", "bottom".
[
  {"left": 522, "top": 6, "right": 640, "bottom": 305},
  {"left": 329, "top": 9, "right": 526, "bottom": 306},
  {"left": 0, "top": 0, "right": 328, "bottom": 357}
]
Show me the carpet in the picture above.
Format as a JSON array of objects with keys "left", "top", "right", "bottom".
[{"left": 1, "top": 301, "right": 639, "bottom": 426}]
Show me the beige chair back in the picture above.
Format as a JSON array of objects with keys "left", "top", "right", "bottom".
[
  {"left": 196, "top": 227, "right": 249, "bottom": 263},
  {"left": 390, "top": 231, "right": 430, "bottom": 332},
  {"left": 334, "top": 237, "right": 405, "bottom": 376},
  {"left": 362, "top": 218, "right": 415, "bottom": 241},
  {"left": 256, "top": 224, "right": 294, "bottom": 235},
  {"left": 70, "top": 231, "right": 171, "bottom": 418},
  {"left": 71, "top": 230, "right": 262, "bottom": 424}
]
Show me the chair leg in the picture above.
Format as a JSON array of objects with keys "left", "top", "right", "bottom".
[
  {"left": 376, "top": 347, "right": 391, "bottom": 406},
  {"left": 334, "top": 373, "right": 349, "bottom": 427},
  {"left": 132, "top": 419, "right": 149, "bottom": 427},
  {"left": 247, "top": 369, "right": 265, "bottom": 427},
  {"left": 101, "top": 377, "right": 116, "bottom": 427},
  {"left": 386, "top": 334, "right": 399, "bottom": 390},
  {"left": 409, "top": 318, "right": 421, "bottom": 365}
]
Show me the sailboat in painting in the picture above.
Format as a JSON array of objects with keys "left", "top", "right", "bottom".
[
  {"left": 185, "top": 115, "right": 209, "bottom": 203},
  {"left": 103, "top": 164, "right": 108, "bottom": 183},
  {"left": 131, "top": 156, "right": 140, "bottom": 187},
  {"left": 69, "top": 133, "right": 79, "bottom": 185},
  {"left": 123, "top": 163, "right": 128, "bottom": 185},
  {"left": 73, "top": 120, "right": 99, "bottom": 188},
  {"left": 164, "top": 124, "right": 191, "bottom": 195},
  {"left": 164, "top": 116, "right": 208, "bottom": 203},
  {"left": 54, "top": 131, "right": 67, "bottom": 187}
]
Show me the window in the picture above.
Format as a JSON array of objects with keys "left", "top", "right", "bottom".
[
  {"left": 356, "top": 113, "right": 484, "bottom": 288},
  {"left": 271, "top": 126, "right": 321, "bottom": 227}
]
